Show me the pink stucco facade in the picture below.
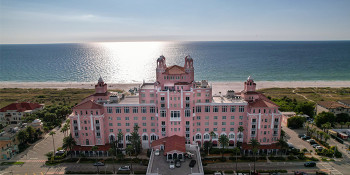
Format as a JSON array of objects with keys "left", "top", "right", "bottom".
[{"left": 69, "top": 55, "right": 282, "bottom": 150}]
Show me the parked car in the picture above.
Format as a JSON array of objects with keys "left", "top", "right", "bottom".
[
  {"left": 312, "top": 144, "right": 319, "bottom": 148},
  {"left": 93, "top": 162, "right": 105, "bottom": 166},
  {"left": 294, "top": 171, "right": 308, "bottom": 175},
  {"left": 55, "top": 150, "right": 65, "bottom": 155},
  {"left": 301, "top": 136, "right": 311, "bottom": 140},
  {"left": 186, "top": 152, "right": 194, "bottom": 159},
  {"left": 154, "top": 149, "right": 160, "bottom": 156},
  {"left": 306, "top": 139, "right": 315, "bottom": 143},
  {"left": 304, "top": 161, "right": 316, "bottom": 167},
  {"left": 175, "top": 160, "right": 181, "bottom": 168},
  {"left": 316, "top": 146, "right": 324, "bottom": 150},
  {"left": 214, "top": 172, "right": 223, "bottom": 175},
  {"left": 169, "top": 161, "right": 175, "bottom": 169},
  {"left": 270, "top": 173, "right": 280, "bottom": 175},
  {"left": 189, "top": 160, "right": 196, "bottom": 167},
  {"left": 118, "top": 166, "right": 130, "bottom": 171}
]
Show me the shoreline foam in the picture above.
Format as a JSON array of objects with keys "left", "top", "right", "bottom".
[{"left": 1, "top": 81, "right": 349, "bottom": 95}]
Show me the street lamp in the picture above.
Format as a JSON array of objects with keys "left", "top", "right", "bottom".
[{"left": 248, "top": 163, "right": 251, "bottom": 175}]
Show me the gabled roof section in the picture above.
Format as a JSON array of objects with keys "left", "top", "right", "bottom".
[
  {"left": 74, "top": 100, "right": 103, "bottom": 110},
  {"left": 249, "top": 94, "right": 279, "bottom": 108},
  {"left": 317, "top": 101, "right": 349, "bottom": 109},
  {"left": 164, "top": 65, "right": 186, "bottom": 75},
  {"left": 151, "top": 135, "right": 186, "bottom": 154},
  {"left": 0, "top": 102, "right": 43, "bottom": 112}
]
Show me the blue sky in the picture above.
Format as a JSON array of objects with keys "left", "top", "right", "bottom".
[{"left": 1, "top": 0, "right": 350, "bottom": 44}]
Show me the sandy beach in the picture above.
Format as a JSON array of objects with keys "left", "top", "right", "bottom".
[{"left": 1, "top": 81, "right": 349, "bottom": 95}]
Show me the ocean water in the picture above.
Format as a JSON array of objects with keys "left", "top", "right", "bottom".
[{"left": 0, "top": 41, "right": 350, "bottom": 83}]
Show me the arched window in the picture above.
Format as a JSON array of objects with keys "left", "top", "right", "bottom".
[
  {"left": 195, "top": 134, "right": 201, "bottom": 139},
  {"left": 263, "top": 137, "right": 266, "bottom": 142},
  {"left": 126, "top": 135, "right": 131, "bottom": 141},
  {"left": 143, "top": 135, "right": 148, "bottom": 141},
  {"left": 109, "top": 135, "right": 115, "bottom": 143},
  {"left": 86, "top": 139, "right": 90, "bottom": 145},
  {"left": 151, "top": 135, "right": 157, "bottom": 141},
  {"left": 229, "top": 134, "right": 234, "bottom": 139},
  {"left": 204, "top": 134, "right": 209, "bottom": 139}
]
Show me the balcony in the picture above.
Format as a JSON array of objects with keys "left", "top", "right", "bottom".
[
  {"left": 252, "top": 122, "right": 257, "bottom": 125},
  {"left": 251, "top": 128, "right": 256, "bottom": 131}
]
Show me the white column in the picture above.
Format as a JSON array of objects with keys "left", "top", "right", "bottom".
[
  {"left": 271, "top": 113, "right": 274, "bottom": 129},
  {"left": 90, "top": 115, "right": 94, "bottom": 131},
  {"left": 167, "top": 90, "right": 170, "bottom": 109},
  {"left": 181, "top": 89, "right": 183, "bottom": 109},
  {"left": 77, "top": 115, "right": 81, "bottom": 130},
  {"left": 258, "top": 113, "right": 261, "bottom": 129}
]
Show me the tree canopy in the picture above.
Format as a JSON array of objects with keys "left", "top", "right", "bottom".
[
  {"left": 315, "top": 112, "right": 336, "bottom": 127},
  {"left": 287, "top": 115, "right": 306, "bottom": 129}
]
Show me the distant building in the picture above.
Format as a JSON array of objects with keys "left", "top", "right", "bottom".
[
  {"left": 29, "top": 119, "right": 43, "bottom": 131},
  {"left": 316, "top": 101, "right": 350, "bottom": 115},
  {"left": 0, "top": 102, "right": 44, "bottom": 125},
  {"left": 281, "top": 112, "right": 296, "bottom": 127},
  {"left": 338, "top": 100, "right": 350, "bottom": 108},
  {"left": 0, "top": 125, "right": 20, "bottom": 160}
]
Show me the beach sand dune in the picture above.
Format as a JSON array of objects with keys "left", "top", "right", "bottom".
[{"left": 1, "top": 81, "right": 349, "bottom": 96}]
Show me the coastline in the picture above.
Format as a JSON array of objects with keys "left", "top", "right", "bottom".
[{"left": 1, "top": 81, "right": 349, "bottom": 95}]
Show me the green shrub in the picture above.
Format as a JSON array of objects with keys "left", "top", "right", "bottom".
[
  {"left": 219, "top": 157, "right": 227, "bottom": 162},
  {"left": 134, "top": 170, "right": 147, "bottom": 174},
  {"left": 288, "top": 155, "right": 297, "bottom": 160},
  {"left": 225, "top": 170, "right": 234, "bottom": 173}
]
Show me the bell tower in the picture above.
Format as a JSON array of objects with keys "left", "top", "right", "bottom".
[
  {"left": 156, "top": 55, "right": 166, "bottom": 81},
  {"left": 244, "top": 76, "right": 256, "bottom": 92},
  {"left": 95, "top": 76, "right": 107, "bottom": 94},
  {"left": 184, "top": 55, "right": 194, "bottom": 82}
]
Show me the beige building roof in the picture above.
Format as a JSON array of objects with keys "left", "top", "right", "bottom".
[{"left": 317, "top": 101, "right": 349, "bottom": 109}]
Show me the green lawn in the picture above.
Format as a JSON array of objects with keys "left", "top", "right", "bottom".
[{"left": 0, "top": 161, "right": 25, "bottom": 165}]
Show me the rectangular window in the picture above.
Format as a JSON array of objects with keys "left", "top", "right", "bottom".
[
  {"left": 196, "top": 106, "right": 201, "bottom": 113},
  {"left": 214, "top": 116, "right": 218, "bottom": 119},
  {"left": 143, "top": 123, "right": 147, "bottom": 126},
  {"left": 239, "top": 106, "right": 245, "bottom": 112},
  {"left": 171, "top": 111, "right": 180, "bottom": 118},
  {"left": 141, "top": 93, "right": 145, "bottom": 97},
  {"left": 230, "top": 122, "right": 234, "bottom": 125},
  {"left": 141, "top": 107, "right": 147, "bottom": 113},
  {"left": 133, "top": 107, "right": 138, "bottom": 113},
  {"left": 230, "top": 106, "right": 236, "bottom": 112},
  {"left": 124, "top": 107, "right": 130, "bottom": 113},
  {"left": 142, "top": 117, "right": 146, "bottom": 120},
  {"left": 73, "top": 120, "right": 77, "bottom": 124},
  {"left": 134, "top": 117, "right": 138, "bottom": 120},
  {"left": 222, "top": 128, "right": 226, "bottom": 131},
  {"left": 205, "top": 106, "right": 210, "bottom": 112},
  {"left": 125, "top": 117, "right": 129, "bottom": 120},
  {"left": 197, "top": 122, "right": 200, "bottom": 126},
  {"left": 213, "top": 106, "right": 218, "bottom": 112},
  {"left": 222, "top": 116, "right": 226, "bottom": 120},
  {"left": 116, "top": 107, "right": 121, "bottom": 113},
  {"left": 107, "top": 107, "right": 113, "bottom": 113},
  {"left": 214, "top": 122, "right": 217, "bottom": 125},
  {"left": 213, "top": 128, "right": 217, "bottom": 131},
  {"left": 230, "top": 128, "right": 234, "bottom": 131},
  {"left": 197, "top": 93, "right": 201, "bottom": 97},
  {"left": 160, "top": 110, "right": 166, "bottom": 117},
  {"left": 109, "top": 123, "right": 113, "bottom": 126},
  {"left": 117, "top": 123, "right": 121, "bottom": 126},
  {"left": 222, "top": 106, "right": 227, "bottom": 112},
  {"left": 150, "top": 107, "right": 155, "bottom": 113},
  {"left": 239, "top": 122, "right": 243, "bottom": 125},
  {"left": 231, "top": 116, "right": 235, "bottom": 119},
  {"left": 117, "top": 117, "right": 121, "bottom": 120},
  {"left": 150, "top": 93, "right": 154, "bottom": 97},
  {"left": 205, "top": 128, "right": 209, "bottom": 131},
  {"left": 222, "top": 122, "right": 226, "bottom": 125},
  {"left": 239, "top": 116, "right": 243, "bottom": 120},
  {"left": 185, "top": 109, "right": 191, "bottom": 117},
  {"left": 110, "top": 129, "right": 113, "bottom": 132},
  {"left": 205, "top": 122, "right": 209, "bottom": 126},
  {"left": 126, "top": 123, "right": 130, "bottom": 126}
]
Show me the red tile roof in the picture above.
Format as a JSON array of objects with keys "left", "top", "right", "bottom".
[
  {"left": 74, "top": 100, "right": 103, "bottom": 110},
  {"left": 242, "top": 143, "right": 280, "bottom": 150},
  {"left": 164, "top": 65, "right": 186, "bottom": 75},
  {"left": 151, "top": 135, "right": 186, "bottom": 155},
  {"left": 317, "top": 101, "right": 349, "bottom": 109},
  {"left": 72, "top": 144, "right": 111, "bottom": 151},
  {"left": 249, "top": 94, "right": 279, "bottom": 108},
  {"left": 0, "top": 102, "right": 43, "bottom": 112}
]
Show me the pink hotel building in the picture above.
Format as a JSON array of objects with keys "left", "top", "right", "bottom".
[{"left": 69, "top": 55, "right": 282, "bottom": 154}]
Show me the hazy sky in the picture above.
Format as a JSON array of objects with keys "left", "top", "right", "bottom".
[{"left": 1, "top": 0, "right": 350, "bottom": 44}]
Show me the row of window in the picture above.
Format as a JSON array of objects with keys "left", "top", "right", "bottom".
[
  {"left": 107, "top": 107, "right": 156, "bottom": 114},
  {"left": 108, "top": 122, "right": 157, "bottom": 127},
  {"left": 109, "top": 128, "right": 156, "bottom": 133},
  {"left": 252, "top": 108, "right": 277, "bottom": 114},
  {"left": 195, "top": 115, "right": 244, "bottom": 120},
  {"left": 196, "top": 106, "right": 245, "bottom": 113},
  {"left": 108, "top": 116, "right": 156, "bottom": 121}
]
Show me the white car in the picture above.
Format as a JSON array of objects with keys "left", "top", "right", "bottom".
[
  {"left": 118, "top": 166, "right": 130, "bottom": 171},
  {"left": 169, "top": 161, "right": 175, "bottom": 169},
  {"left": 316, "top": 146, "right": 324, "bottom": 150},
  {"left": 154, "top": 149, "right": 160, "bottom": 156}
]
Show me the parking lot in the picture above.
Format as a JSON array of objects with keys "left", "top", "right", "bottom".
[
  {"left": 150, "top": 150, "right": 200, "bottom": 175},
  {"left": 283, "top": 126, "right": 315, "bottom": 152}
]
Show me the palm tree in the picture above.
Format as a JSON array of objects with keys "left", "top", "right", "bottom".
[
  {"left": 346, "top": 122, "right": 350, "bottom": 129},
  {"left": 310, "top": 128, "right": 316, "bottom": 138},
  {"left": 324, "top": 122, "right": 332, "bottom": 133},
  {"left": 62, "top": 134, "right": 76, "bottom": 158},
  {"left": 91, "top": 146, "right": 99, "bottom": 173},
  {"left": 324, "top": 134, "right": 330, "bottom": 143},
  {"left": 276, "top": 139, "right": 288, "bottom": 156},
  {"left": 209, "top": 131, "right": 216, "bottom": 155},
  {"left": 280, "top": 130, "right": 286, "bottom": 140},
  {"left": 316, "top": 131, "right": 321, "bottom": 140},
  {"left": 232, "top": 147, "right": 240, "bottom": 173},
  {"left": 218, "top": 134, "right": 229, "bottom": 159},
  {"left": 60, "top": 124, "right": 68, "bottom": 137},
  {"left": 17, "top": 130, "right": 28, "bottom": 144},
  {"left": 319, "top": 132, "right": 325, "bottom": 141},
  {"left": 117, "top": 131, "right": 124, "bottom": 159},
  {"left": 238, "top": 126, "right": 244, "bottom": 147},
  {"left": 49, "top": 131, "right": 56, "bottom": 156},
  {"left": 249, "top": 138, "right": 260, "bottom": 173},
  {"left": 306, "top": 122, "right": 310, "bottom": 134}
]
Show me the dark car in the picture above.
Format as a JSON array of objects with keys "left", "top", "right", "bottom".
[
  {"left": 304, "top": 161, "right": 316, "bottom": 167},
  {"left": 301, "top": 136, "right": 311, "bottom": 140},
  {"left": 93, "top": 162, "right": 105, "bottom": 166},
  {"left": 175, "top": 160, "right": 181, "bottom": 167},
  {"left": 295, "top": 171, "right": 308, "bottom": 175},
  {"left": 189, "top": 160, "right": 196, "bottom": 167}
]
